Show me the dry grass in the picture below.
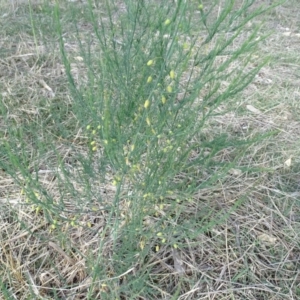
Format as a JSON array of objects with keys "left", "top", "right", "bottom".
[{"left": 1, "top": 0, "right": 300, "bottom": 299}]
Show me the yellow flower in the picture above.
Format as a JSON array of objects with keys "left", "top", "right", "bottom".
[
  {"left": 86, "top": 125, "right": 91, "bottom": 130},
  {"left": 147, "top": 76, "right": 153, "bottom": 83},
  {"left": 51, "top": 220, "right": 57, "bottom": 230},
  {"left": 170, "top": 70, "right": 175, "bottom": 79},
  {"left": 161, "top": 96, "right": 166, "bottom": 104},
  {"left": 147, "top": 60, "right": 154, "bottom": 66},
  {"left": 144, "top": 99, "right": 150, "bottom": 109},
  {"left": 183, "top": 42, "right": 189, "bottom": 50},
  {"left": 90, "top": 141, "right": 96, "bottom": 146},
  {"left": 166, "top": 86, "right": 172, "bottom": 93},
  {"left": 139, "top": 240, "right": 145, "bottom": 250},
  {"left": 146, "top": 117, "right": 151, "bottom": 126},
  {"left": 164, "top": 19, "right": 171, "bottom": 25},
  {"left": 92, "top": 146, "right": 97, "bottom": 151}
]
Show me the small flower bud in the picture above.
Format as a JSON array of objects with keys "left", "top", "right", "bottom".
[
  {"left": 144, "top": 99, "right": 150, "bottom": 109},
  {"left": 147, "top": 60, "right": 154, "bottom": 66},
  {"left": 170, "top": 70, "right": 175, "bottom": 79}
]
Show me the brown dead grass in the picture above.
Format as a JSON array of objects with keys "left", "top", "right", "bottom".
[{"left": 1, "top": 0, "right": 300, "bottom": 299}]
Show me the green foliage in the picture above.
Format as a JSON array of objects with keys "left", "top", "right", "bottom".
[
  {"left": 1, "top": 0, "right": 278, "bottom": 298},
  {"left": 54, "top": 1, "right": 270, "bottom": 199}
]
